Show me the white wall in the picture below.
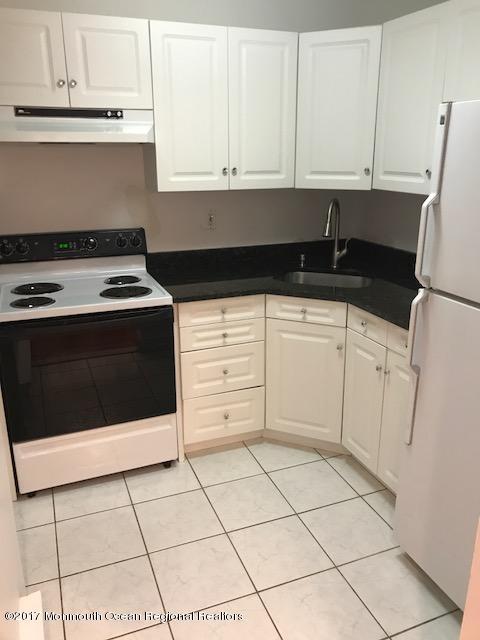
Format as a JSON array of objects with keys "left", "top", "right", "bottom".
[
  {"left": 0, "top": 0, "right": 446, "bottom": 31},
  {"left": 0, "top": 143, "right": 370, "bottom": 252}
]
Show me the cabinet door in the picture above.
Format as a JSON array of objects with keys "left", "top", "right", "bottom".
[
  {"left": 0, "top": 8, "right": 69, "bottom": 107},
  {"left": 444, "top": 0, "right": 480, "bottom": 102},
  {"left": 151, "top": 21, "right": 229, "bottom": 192},
  {"left": 266, "top": 319, "right": 345, "bottom": 443},
  {"left": 342, "top": 330, "right": 386, "bottom": 472},
  {"left": 228, "top": 28, "right": 297, "bottom": 189},
  {"left": 296, "top": 26, "right": 381, "bottom": 190},
  {"left": 377, "top": 351, "right": 411, "bottom": 493},
  {"left": 373, "top": 3, "right": 450, "bottom": 195},
  {"left": 62, "top": 13, "right": 152, "bottom": 109}
]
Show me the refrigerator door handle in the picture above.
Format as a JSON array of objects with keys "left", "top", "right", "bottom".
[
  {"left": 406, "top": 288, "right": 429, "bottom": 445},
  {"left": 415, "top": 103, "right": 451, "bottom": 288},
  {"left": 415, "top": 193, "right": 438, "bottom": 288}
]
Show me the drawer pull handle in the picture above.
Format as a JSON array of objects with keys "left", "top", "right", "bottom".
[
  {"left": 336, "top": 343, "right": 343, "bottom": 351},
  {"left": 222, "top": 332, "right": 228, "bottom": 339},
  {"left": 223, "top": 369, "right": 229, "bottom": 375},
  {"left": 376, "top": 364, "right": 383, "bottom": 372},
  {"left": 224, "top": 412, "right": 230, "bottom": 420}
]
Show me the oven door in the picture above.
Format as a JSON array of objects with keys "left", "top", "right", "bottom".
[{"left": 0, "top": 306, "right": 176, "bottom": 443}]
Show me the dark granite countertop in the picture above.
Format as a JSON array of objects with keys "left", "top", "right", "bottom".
[{"left": 148, "top": 239, "right": 418, "bottom": 329}]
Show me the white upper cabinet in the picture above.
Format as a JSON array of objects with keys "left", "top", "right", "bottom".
[
  {"left": 296, "top": 26, "right": 381, "bottom": 190},
  {"left": 373, "top": 2, "right": 450, "bottom": 195},
  {"left": 0, "top": 8, "right": 69, "bottom": 107},
  {"left": 228, "top": 28, "right": 298, "bottom": 189},
  {"left": 150, "top": 21, "right": 229, "bottom": 191},
  {"left": 444, "top": 0, "right": 480, "bottom": 101},
  {"left": 61, "top": 13, "right": 152, "bottom": 109}
]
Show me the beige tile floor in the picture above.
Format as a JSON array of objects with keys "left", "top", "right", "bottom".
[{"left": 15, "top": 441, "right": 462, "bottom": 640}]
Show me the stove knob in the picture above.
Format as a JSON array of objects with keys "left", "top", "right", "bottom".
[
  {"left": 85, "top": 237, "right": 98, "bottom": 251},
  {"left": 130, "top": 234, "right": 142, "bottom": 248},
  {"left": 116, "top": 234, "right": 128, "bottom": 248},
  {"left": 16, "top": 240, "right": 30, "bottom": 255},
  {"left": 0, "top": 241, "right": 14, "bottom": 257}
]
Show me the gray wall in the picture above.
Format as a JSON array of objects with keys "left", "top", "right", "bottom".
[
  {"left": 0, "top": 0, "right": 445, "bottom": 31},
  {"left": 0, "top": 0, "right": 429, "bottom": 253}
]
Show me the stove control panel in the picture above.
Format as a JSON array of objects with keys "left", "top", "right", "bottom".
[{"left": 0, "top": 229, "right": 146, "bottom": 263}]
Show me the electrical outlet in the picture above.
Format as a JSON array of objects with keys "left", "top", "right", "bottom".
[{"left": 207, "top": 211, "right": 216, "bottom": 231}]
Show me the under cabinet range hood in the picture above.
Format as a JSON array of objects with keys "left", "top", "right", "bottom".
[{"left": 0, "top": 106, "right": 154, "bottom": 143}]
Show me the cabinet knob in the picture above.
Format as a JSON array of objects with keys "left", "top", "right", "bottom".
[
  {"left": 69, "top": 79, "right": 77, "bottom": 88},
  {"left": 221, "top": 307, "right": 227, "bottom": 315},
  {"left": 360, "top": 320, "right": 367, "bottom": 328},
  {"left": 223, "top": 368, "right": 229, "bottom": 375},
  {"left": 56, "top": 79, "right": 66, "bottom": 88},
  {"left": 222, "top": 167, "right": 228, "bottom": 176},
  {"left": 224, "top": 412, "right": 230, "bottom": 420},
  {"left": 364, "top": 167, "right": 371, "bottom": 176},
  {"left": 404, "top": 342, "right": 408, "bottom": 350},
  {"left": 232, "top": 167, "right": 238, "bottom": 176},
  {"left": 384, "top": 369, "right": 391, "bottom": 376},
  {"left": 336, "top": 343, "right": 343, "bottom": 351},
  {"left": 301, "top": 307, "right": 307, "bottom": 316},
  {"left": 426, "top": 169, "right": 432, "bottom": 179},
  {"left": 222, "top": 332, "right": 228, "bottom": 339},
  {"left": 376, "top": 364, "right": 383, "bottom": 372}
]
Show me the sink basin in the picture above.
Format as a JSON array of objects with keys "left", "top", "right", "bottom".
[{"left": 277, "top": 271, "right": 373, "bottom": 288}]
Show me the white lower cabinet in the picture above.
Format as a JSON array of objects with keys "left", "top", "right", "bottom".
[
  {"left": 266, "top": 318, "right": 345, "bottom": 443},
  {"left": 377, "top": 350, "right": 411, "bottom": 492},
  {"left": 183, "top": 387, "right": 265, "bottom": 444},
  {"left": 342, "top": 329, "right": 386, "bottom": 471}
]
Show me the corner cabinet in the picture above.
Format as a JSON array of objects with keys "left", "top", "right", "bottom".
[
  {"left": 295, "top": 26, "right": 381, "bottom": 190},
  {"left": 373, "top": 2, "right": 450, "bottom": 195},
  {"left": 444, "top": 0, "right": 480, "bottom": 102},
  {"left": 265, "top": 296, "right": 347, "bottom": 444},
  {"left": 0, "top": 8, "right": 152, "bottom": 109},
  {"left": 150, "top": 22, "right": 298, "bottom": 192}
]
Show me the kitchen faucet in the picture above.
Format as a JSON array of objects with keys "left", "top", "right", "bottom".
[{"left": 322, "top": 198, "right": 348, "bottom": 270}]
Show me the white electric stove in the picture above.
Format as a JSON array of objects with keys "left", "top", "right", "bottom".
[{"left": 0, "top": 229, "right": 178, "bottom": 495}]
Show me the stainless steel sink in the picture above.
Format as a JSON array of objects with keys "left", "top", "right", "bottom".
[{"left": 277, "top": 271, "right": 373, "bottom": 288}]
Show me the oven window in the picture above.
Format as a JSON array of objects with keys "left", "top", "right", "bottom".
[{"left": 0, "top": 308, "right": 176, "bottom": 442}]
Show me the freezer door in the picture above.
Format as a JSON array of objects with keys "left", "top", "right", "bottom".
[
  {"left": 395, "top": 291, "right": 480, "bottom": 608},
  {"left": 422, "top": 100, "right": 480, "bottom": 303}
]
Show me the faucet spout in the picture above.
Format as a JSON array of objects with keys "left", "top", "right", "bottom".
[{"left": 322, "top": 198, "right": 347, "bottom": 270}]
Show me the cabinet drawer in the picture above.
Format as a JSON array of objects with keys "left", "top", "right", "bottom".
[
  {"left": 181, "top": 341, "right": 265, "bottom": 399},
  {"left": 266, "top": 295, "right": 346, "bottom": 327},
  {"left": 386, "top": 322, "right": 409, "bottom": 357},
  {"left": 183, "top": 387, "right": 265, "bottom": 444},
  {"left": 347, "top": 305, "right": 388, "bottom": 345},
  {"left": 178, "top": 295, "right": 265, "bottom": 327},
  {"left": 180, "top": 318, "right": 264, "bottom": 352}
]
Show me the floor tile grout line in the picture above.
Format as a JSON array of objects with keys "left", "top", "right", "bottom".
[
  {"left": 360, "top": 492, "right": 396, "bottom": 530},
  {"left": 51, "top": 490, "right": 67, "bottom": 640},
  {"left": 121, "top": 471, "right": 175, "bottom": 640},
  {"left": 108, "top": 621, "right": 168, "bottom": 640},
  {"left": 184, "top": 455, "right": 286, "bottom": 640},
  {"left": 388, "top": 609, "right": 462, "bottom": 638}
]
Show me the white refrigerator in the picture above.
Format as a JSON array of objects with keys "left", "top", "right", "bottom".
[{"left": 395, "top": 99, "right": 480, "bottom": 609}]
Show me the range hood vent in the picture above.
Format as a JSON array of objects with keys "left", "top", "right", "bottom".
[{"left": 0, "top": 106, "right": 154, "bottom": 143}]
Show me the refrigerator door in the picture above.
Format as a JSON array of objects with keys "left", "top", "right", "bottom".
[
  {"left": 421, "top": 99, "right": 480, "bottom": 303},
  {"left": 395, "top": 290, "right": 480, "bottom": 608}
]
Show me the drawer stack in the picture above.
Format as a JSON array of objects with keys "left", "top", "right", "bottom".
[{"left": 178, "top": 295, "right": 265, "bottom": 444}]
